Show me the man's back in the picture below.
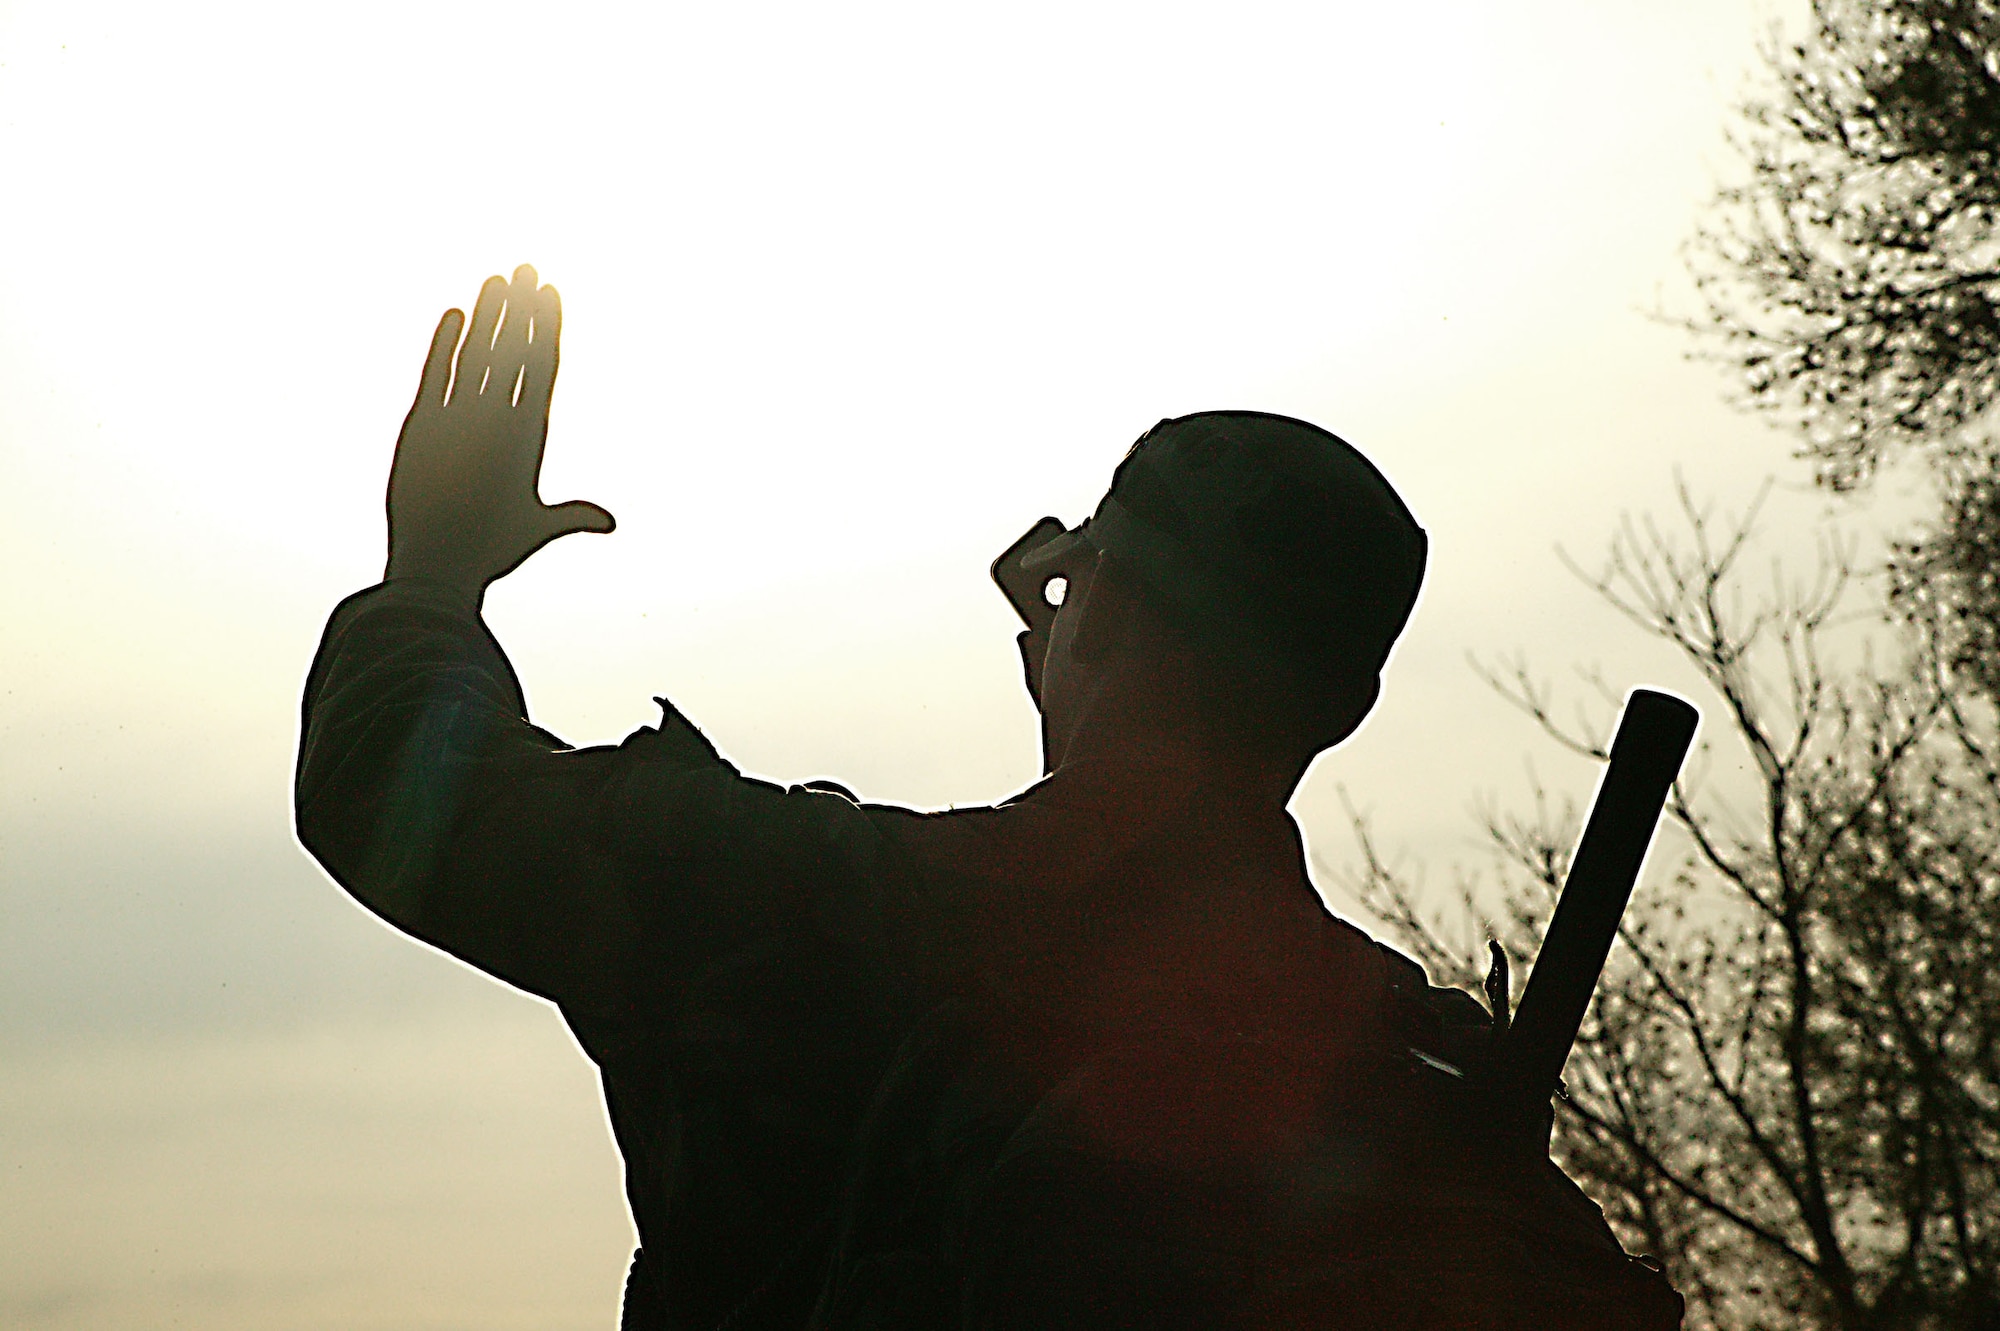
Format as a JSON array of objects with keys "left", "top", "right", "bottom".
[
  {"left": 298, "top": 268, "right": 1683, "bottom": 1327},
  {"left": 298, "top": 578, "right": 1393, "bottom": 1325},
  {"left": 297, "top": 580, "right": 1675, "bottom": 1329}
]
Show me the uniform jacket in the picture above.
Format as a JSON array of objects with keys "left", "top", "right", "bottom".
[{"left": 295, "top": 581, "right": 1682, "bottom": 1330}]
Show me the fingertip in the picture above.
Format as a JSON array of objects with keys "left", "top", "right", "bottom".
[
  {"left": 513, "top": 263, "right": 538, "bottom": 289},
  {"left": 470, "top": 277, "right": 507, "bottom": 325},
  {"left": 421, "top": 308, "right": 465, "bottom": 397},
  {"left": 522, "top": 285, "right": 562, "bottom": 355}
]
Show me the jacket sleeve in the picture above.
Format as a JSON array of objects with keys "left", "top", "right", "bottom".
[{"left": 294, "top": 581, "right": 919, "bottom": 1013}]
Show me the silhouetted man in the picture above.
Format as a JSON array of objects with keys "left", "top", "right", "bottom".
[{"left": 297, "top": 267, "right": 1683, "bottom": 1328}]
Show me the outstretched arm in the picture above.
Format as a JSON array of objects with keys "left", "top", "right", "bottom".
[
  {"left": 298, "top": 270, "right": 919, "bottom": 1010},
  {"left": 299, "top": 268, "right": 645, "bottom": 1002},
  {"left": 386, "top": 264, "right": 613, "bottom": 598},
  {"left": 296, "top": 574, "right": 913, "bottom": 1011}
]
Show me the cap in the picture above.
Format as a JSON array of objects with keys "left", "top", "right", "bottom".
[{"left": 1026, "top": 411, "right": 1426, "bottom": 679}]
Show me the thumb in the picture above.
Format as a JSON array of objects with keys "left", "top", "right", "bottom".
[{"left": 542, "top": 500, "right": 617, "bottom": 540}]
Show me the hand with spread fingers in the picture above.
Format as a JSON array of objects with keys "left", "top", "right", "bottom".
[{"left": 385, "top": 264, "right": 614, "bottom": 595}]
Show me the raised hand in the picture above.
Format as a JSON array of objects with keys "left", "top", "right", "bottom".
[{"left": 385, "top": 265, "right": 614, "bottom": 595}]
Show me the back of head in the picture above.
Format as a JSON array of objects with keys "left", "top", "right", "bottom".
[{"left": 1033, "top": 411, "right": 1427, "bottom": 754}]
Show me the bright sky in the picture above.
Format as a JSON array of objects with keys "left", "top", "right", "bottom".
[{"left": 0, "top": 1, "right": 1872, "bottom": 1326}]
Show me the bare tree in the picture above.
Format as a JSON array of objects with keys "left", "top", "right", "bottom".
[
  {"left": 1690, "top": 0, "right": 2000, "bottom": 489},
  {"left": 1343, "top": 485, "right": 2000, "bottom": 1330},
  {"left": 1438, "top": 7, "right": 2000, "bottom": 1322}
]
